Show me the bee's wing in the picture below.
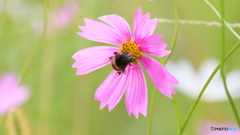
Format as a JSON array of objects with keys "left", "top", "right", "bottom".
[
  {"left": 104, "top": 56, "right": 115, "bottom": 64},
  {"left": 104, "top": 56, "right": 120, "bottom": 78},
  {"left": 111, "top": 71, "right": 122, "bottom": 79},
  {"left": 112, "top": 64, "right": 132, "bottom": 79}
]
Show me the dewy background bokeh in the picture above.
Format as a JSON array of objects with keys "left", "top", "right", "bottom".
[{"left": 0, "top": 0, "right": 240, "bottom": 135}]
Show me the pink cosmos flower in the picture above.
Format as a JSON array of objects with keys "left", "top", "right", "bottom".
[
  {"left": 0, "top": 73, "right": 30, "bottom": 116},
  {"left": 52, "top": 0, "right": 80, "bottom": 29},
  {"left": 33, "top": 0, "right": 80, "bottom": 37},
  {"left": 72, "top": 7, "right": 178, "bottom": 118}
]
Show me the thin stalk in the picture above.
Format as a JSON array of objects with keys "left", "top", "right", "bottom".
[
  {"left": 0, "top": 0, "right": 8, "bottom": 48},
  {"left": 172, "top": 94, "right": 182, "bottom": 134},
  {"left": 221, "top": 73, "right": 240, "bottom": 128},
  {"left": 147, "top": 89, "right": 157, "bottom": 135},
  {"left": 11, "top": 0, "right": 48, "bottom": 134},
  {"left": 147, "top": 0, "right": 179, "bottom": 134},
  {"left": 19, "top": 0, "right": 48, "bottom": 80},
  {"left": 179, "top": 41, "right": 240, "bottom": 135},
  {"left": 157, "top": 57, "right": 164, "bottom": 65},
  {"left": 220, "top": 0, "right": 240, "bottom": 128},
  {"left": 203, "top": 0, "right": 240, "bottom": 40},
  {"left": 163, "top": 0, "right": 179, "bottom": 65},
  {"left": 1, "top": 0, "right": 48, "bottom": 130}
]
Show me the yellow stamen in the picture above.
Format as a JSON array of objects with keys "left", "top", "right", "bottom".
[{"left": 119, "top": 41, "right": 142, "bottom": 63}]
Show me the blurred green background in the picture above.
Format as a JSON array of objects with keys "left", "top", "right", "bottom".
[{"left": 0, "top": 0, "right": 240, "bottom": 135}]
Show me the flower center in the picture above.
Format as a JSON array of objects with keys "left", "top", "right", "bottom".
[{"left": 119, "top": 41, "right": 142, "bottom": 63}]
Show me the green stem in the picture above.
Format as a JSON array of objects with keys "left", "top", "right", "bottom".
[
  {"left": 1, "top": 0, "right": 48, "bottom": 129},
  {"left": 147, "top": 89, "right": 157, "bottom": 135},
  {"left": 147, "top": 0, "right": 179, "bottom": 134},
  {"left": 19, "top": 0, "right": 48, "bottom": 80},
  {"left": 0, "top": 0, "right": 7, "bottom": 48},
  {"left": 179, "top": 41, "right": 240, "bottom": 135},
  {"left": 220, "top": 0, "right": 240, "bottom": 128},
  {"left": 221, "top": 74, "right": 240, "bottom": 128},
  {"left": 163, "top": 0, "right": 179, "bottom": 65},
  {"left": 157, "top": 57, "right": 164, "bottom": 65},
  {"left": 10, "top": 0, "right": 48, "bottom": 133},
  {"left": 203, "top": 0, "right": 240, "bottom": 40},
  {"left": 220, "top": 52, "right": 240, "bottom": 127},
  {"left": 172, "top": 95, "right": 182, "bottom": 134}
]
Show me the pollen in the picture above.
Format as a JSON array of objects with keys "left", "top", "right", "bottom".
[{"left": 119, "top": 41, "right": 142, "bottom": 63}]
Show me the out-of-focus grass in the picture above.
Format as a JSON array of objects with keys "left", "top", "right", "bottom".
[{"left": 0, "top": 0, "right": 240, "bottom": 135}]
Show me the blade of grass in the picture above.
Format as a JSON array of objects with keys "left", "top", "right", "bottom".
[
  {"left": 163, "top": 0, "right": 179, "bottom": 65},
  {"left": 19, "top": 0, "right": 48, "bottom": 80},
  {"left": 14, "top": 0, "right": 48, "bottom": 135},
  {"left": 203, "top": 0, "right": 240, "bottom": 40},
  {"left": 0, "top": 0, "right": 8, "bottom": 48},
  {"left": 220, "top": 0, "right": 240, "bottom": 128},
  {"left": 172, "top": 94, "right": 182, "bottom": 134},
  {"left": 179, "top": 41, "right": 240, "bottom": 135},
  {"left": 147, "top": 88, "right": 157, "bottom": 135}
]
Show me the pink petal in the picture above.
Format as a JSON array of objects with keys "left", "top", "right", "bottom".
[
  {"left": 94, "top": 66, "right": 130, "bottom": 111},
  {"left": 133, "top": 7, "right": 158, "bottom": 44},
  {"left": 78, "top": 18, "right": 125, "bottom": 46},
  {"left": 0, "top": 73, "right": 30, "bottom": 116},
  {"left": 140, "top": 55, "right": 178, "bottom": 98},
  {"left": 125, "top": 64, "right": 147, "bottom": 118},
  {"left": 52, "top": 1, "right": 79, "bottom": 29},
  {"left": 0, "top": 74, "right": 18, "bottom": 92},
  {"left": 98, "top": 15, "right": 132, "bottom": 41},
  {"left": 140, "top": 35, "right": 170, "bottom": 57},
  {"left": 72, "top": 46, "right": 119, "bottom": 75},
  {"left": 0, "top": 86, "right": 30, "bottom": 115}
]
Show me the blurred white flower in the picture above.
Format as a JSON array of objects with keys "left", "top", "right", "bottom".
[{"left": 166, "top": 58, "right": 240, "bottom": 102}]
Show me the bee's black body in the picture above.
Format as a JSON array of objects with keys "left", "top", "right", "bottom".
[{"left": 110, "top": 52, "right": 133, "bottom": 74}]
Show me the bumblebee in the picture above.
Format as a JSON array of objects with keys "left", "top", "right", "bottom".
[{"left": 110, "top": 52, "right": 133, "bottom": 74}]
